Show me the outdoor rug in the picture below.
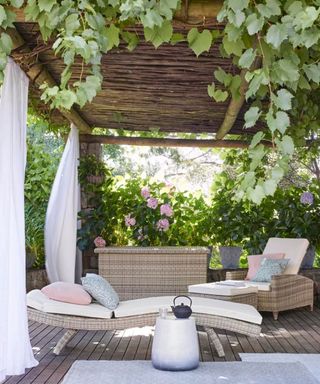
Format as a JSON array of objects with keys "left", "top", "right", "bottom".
[
  {"left": 240, "top": 353, "right": 320, "bottom": 382},
  {"left": 61, "top": 360, "right": 319, "bottom": 384}
]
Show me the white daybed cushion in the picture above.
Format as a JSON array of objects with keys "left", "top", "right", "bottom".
[
  {"left": 263, "top": 237, "right": 309, "bottom": 275},
  {"left": 27, "top": 289, "right": 113, "bottom": 319},
  {"left": 188, "top": 282, "right": 258, "bottom": 296},
  {"left": 114, "top": 296, "right": 262, "bottom": 325}
]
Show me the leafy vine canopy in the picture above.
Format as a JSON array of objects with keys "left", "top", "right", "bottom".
[{"left": 0, "top": 0, "right": 319, "bottom": 203}]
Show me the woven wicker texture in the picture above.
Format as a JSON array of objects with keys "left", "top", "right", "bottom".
[{"left": 96, "top": 247, "right": 209, "bottom": 300}]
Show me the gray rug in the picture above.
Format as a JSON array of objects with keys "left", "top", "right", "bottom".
[
  {"left": 61, "top": 360, "right": 319, "bottom": 384},
  {"left": 240, "top": 353, "right": 320, "bottom": 382}
]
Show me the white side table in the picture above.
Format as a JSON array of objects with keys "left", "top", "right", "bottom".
[{"left": 151, "top": 316, "right": 199, "bottom": 371}]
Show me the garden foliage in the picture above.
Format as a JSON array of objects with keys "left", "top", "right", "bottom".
[{"left": 78, "top": 155, "right": 320, "bottom": 268}]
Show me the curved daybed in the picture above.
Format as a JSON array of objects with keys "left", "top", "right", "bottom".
[{"left": 27, "top": 290, "right": 262, "bottom": 357}]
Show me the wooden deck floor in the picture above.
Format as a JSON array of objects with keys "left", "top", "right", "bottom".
[{"left": 4, "top": 306, "right": 320, "bottom": 384}]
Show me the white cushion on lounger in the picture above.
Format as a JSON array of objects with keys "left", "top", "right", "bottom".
[
  {"left": 27, "top": 289, "right": 113, "bottom": 319},
  {"left": 188, "top": 282, "right": 258, "bottom": 296},
  {"left": 114, "top": 296, "right": 262, "bottom": 325},
  {"left": 230, "top": 280, "right": 271, "bottom": 291}
]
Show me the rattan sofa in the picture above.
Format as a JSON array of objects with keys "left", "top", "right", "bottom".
[
  {"left": 27, "top": 247, "right": 262, "bottom": 357},
  {"left": 226, "top": 238, "right": 314, "bottom": 320}
]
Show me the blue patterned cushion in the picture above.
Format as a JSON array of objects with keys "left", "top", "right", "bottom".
[
  {"left": 251, "top": 258, "right": 289, "bottom": 282},
  {"left": 81, "top": 274, "right": 119, "bottom": 310}
]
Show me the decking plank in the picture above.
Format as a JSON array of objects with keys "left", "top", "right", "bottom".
[{"left": 4, "top": 306, "right": 320, "bottom": 384}]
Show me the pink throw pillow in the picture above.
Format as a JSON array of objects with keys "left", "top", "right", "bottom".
[
  {"left": 41, "top": 282, "right": 92, "bottom": 305},
  {"left": 246, "top": 253, "right": 285, "bottom": 280}
]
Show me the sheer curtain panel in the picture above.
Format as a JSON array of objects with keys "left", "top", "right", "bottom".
[
  {"left": 0, "top": 59, "right": 38, "bottom": 381},
  {"left": 45, "top": 124, "right": 80, "bottom": 283}
]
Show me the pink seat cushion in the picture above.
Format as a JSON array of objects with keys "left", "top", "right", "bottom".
[
  {"left": 41, "top": 282, "right": 92, "bottom": 305},
  {"left": 246, "top": 253, "right": 285, "bottom": 280}
]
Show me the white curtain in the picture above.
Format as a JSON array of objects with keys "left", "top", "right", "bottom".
[
  {"left": 0, "top": 59, "right": 38, "bottom": 381},
  {"left": 45, "top": 124, "right": 80, "bottom": 283}
]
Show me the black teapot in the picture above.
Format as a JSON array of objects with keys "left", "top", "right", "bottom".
[{"left": 171, "top": 295, "right": 192, "bottom": 319}]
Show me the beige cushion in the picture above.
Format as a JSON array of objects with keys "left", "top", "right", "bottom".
[
  {"left": 114, "top": 296, "right": 262, "bottom": 325},
  {"left": 188, "top": 282, "right": 258, "bottom": 296},
  {"left": 263, "top": 238, "right": 309, "bottom": 275},
  {"left": 27, "top": 289, "right": 113, "bottom": 319}
]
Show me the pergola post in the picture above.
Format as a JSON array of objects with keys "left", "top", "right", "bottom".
[{"left": 79, "top": 139, "right": 103, "bottom": 274}]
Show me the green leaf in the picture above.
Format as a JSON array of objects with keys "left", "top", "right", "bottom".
[
  {"left": 272, "top": 89, "right": 294, "bottom": 111},
  {"left": 10, "top": 0, "right": 24, "bottom": 7},
  {"left": 105, "top": 24, "right": 120, "bottom": 51},
  {"left": 271, "top": 166, "right": 284, "bottom": 181},
  {"left": 65, "top": 14, "right": 80, "bottom": 34},
  {"left": 257, "top": 0, "right": 281, "bottom": 17},
  {"left": 273, "top": 59, "right": 300, "bottom": 83},
  {"left": 303, "top": 63, "right": 320, "bottom": 84},
  {"left": 228, "top": 10, "right": 245, "bottom": 27},
  {"left": 214, "top": 67, "right": 231, "bottom": 86},
  {"left": 267, "top": 110, "right": 290, "bottom": 134},
  {"left": 86, "top": 13, "right": 105, "bottom": 30},
  {"left": 121, "top": 31, "right": 139, "bottom": 51},
  {"left": 228, "top": 0, "right": 249, "bottom": 12},
  {"left": 38, "top": 0, "right": 55, "bottom": 12},
  {"left": 275, "top": 111, "right": 290, "bottom": 134},
  {"left": 279, "top": 135, "right": 295, "bottom": 155},
  {"left": 249, "top": 185, "right": 265, "bottom": 205},
  {"left": 222, "top": 36, "right": 245, "bottom": 56},
  {"left": 187, "top": 28, "right": 212, "bottom": 57},
  {"left": 144, "top": 20, "right": 173, "bottom": 49},
  {"left": 238, "top": 48, "right": 256, "bottom": 69},
  {"left": 263, "top": 179, "right": 277, "bottom": 196},
  {"left": 266, "top": 23, "right": 288, "bottom": 49},
  {"left": 0, "top": 5, "right": 6, "bottom": 24},
  {"left": 0, "top": 33, "right": 12, "bottom": 54},
  {"left": 245, "top": 13, "right": 264, "bottom": 35},
  {"left": 244, "top": 106, "right": 261, "bottom": 128},
  {"left": 207, "top": 83, "right": 228, "bottom": 102},
  {"left": 141, "top": 9, "right": 163, "bottom": 29},
  {"left": 249, "top": 131, "right": 265, "bottom": 149},
  {"left": 159, "top": 0, "right": 179, "bottom": 19}
]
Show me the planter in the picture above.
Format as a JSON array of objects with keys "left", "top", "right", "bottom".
[
  {"left": 26, "top": 268, "right": 48, "bottom": 292},
  {"left": 94, "top": 246, "right": 209, "bottom": 300},
  {"left": 301, "top": 245, "right": 316, "bottom": 269},
  {"left": 219, "top": 246, "right": 242, "bottom": 269}
]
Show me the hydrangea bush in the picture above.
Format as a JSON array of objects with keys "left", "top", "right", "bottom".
[{"left": 124, "top": 185, "right": 175, "bottom": 246}]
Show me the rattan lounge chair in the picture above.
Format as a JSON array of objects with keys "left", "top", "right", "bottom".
[
  {"left": 226, "top": 238, "right": 314, "bottom": 320},
  {"left": 27, "top": 293, "right": 262, "bottom": 357},
  {"left": 27, "top": 247, "right": 262, "bottom": 357}
]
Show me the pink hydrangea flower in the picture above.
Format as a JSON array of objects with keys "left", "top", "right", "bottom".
[
  {"left": 125, "top": 214, "right": 136, "bottom": 227},
  {"left": 160, "top": 203, "right": 173, "bottom": 217},
  {"left": 147, "top": 197, "right": 158, "bottom": 209},
  {"left": 157, "top": 218, "right": 170, "bottom": 232},
  {"left": 94, "top": 236, "right": 106, "bottom": 248},
  {"left": 141, "top": 186, "right": 150, "bottom": 199}
]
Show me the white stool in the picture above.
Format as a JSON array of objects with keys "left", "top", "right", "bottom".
[{"left": 152, "top": 316, "right": 199, "bottom": 371}]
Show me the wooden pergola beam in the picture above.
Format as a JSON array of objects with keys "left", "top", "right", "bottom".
[
  {"left": 5, "top": 28, "right": 92, "bottom": 133},
  {"left": 80, "top": 134, "right": 272, "bottom": 148}
]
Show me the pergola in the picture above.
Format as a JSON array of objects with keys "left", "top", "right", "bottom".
[{"left": 8, "top": 0, "right": 263, "bottom": 148}]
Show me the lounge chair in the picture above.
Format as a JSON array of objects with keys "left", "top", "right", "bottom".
[
  {"left": 226, "top": 238, "right": 314, "bottom": 320},
  {"left": 27, "top": 290, "right": 262, "bottom": 357},
  {"left": 27, "top": 246, "right": 263, "bottom": 357}
]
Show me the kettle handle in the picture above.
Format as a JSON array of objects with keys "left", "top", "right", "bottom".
[{"left": 173, "top": 295, "right": 192, "bottom": 307}]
